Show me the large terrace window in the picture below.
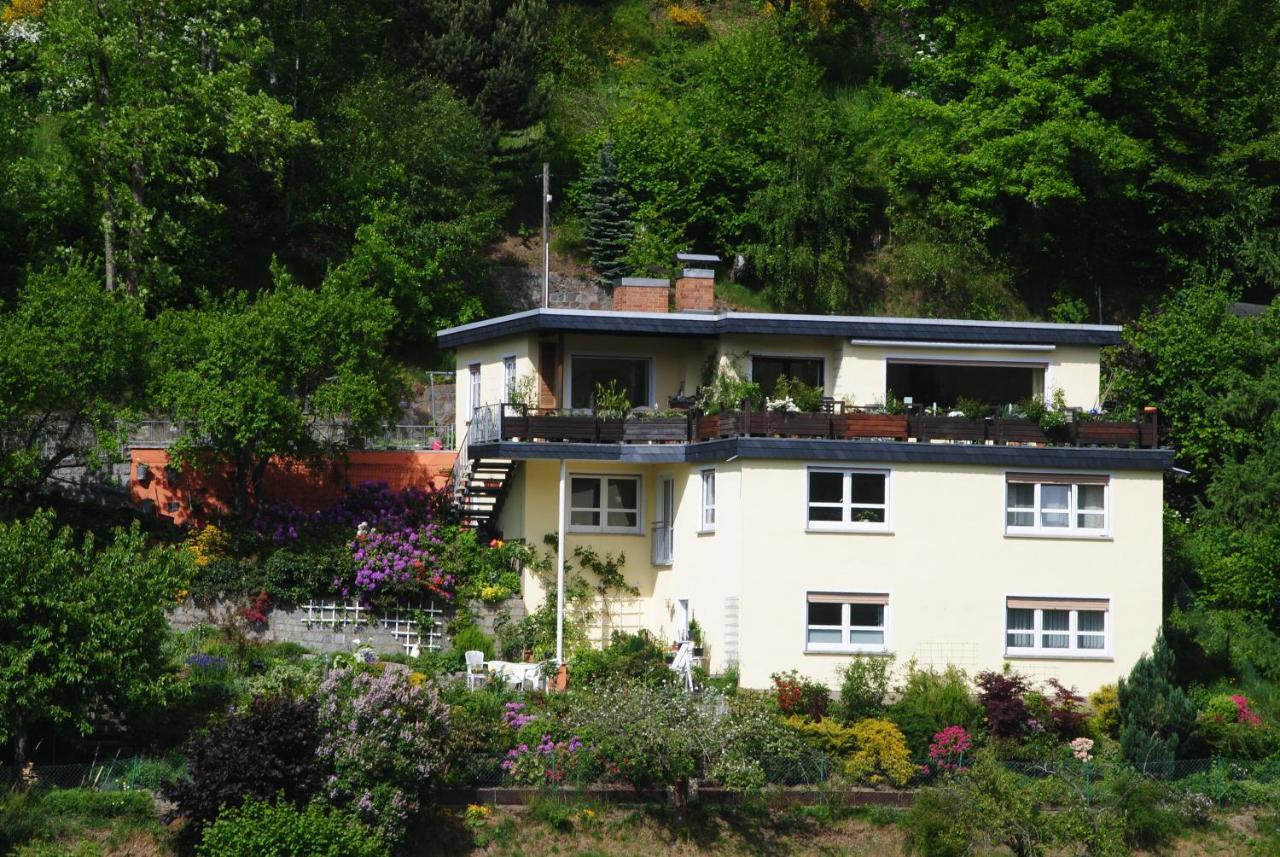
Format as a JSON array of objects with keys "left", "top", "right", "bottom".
[
  {"left": 569, "top": 356, "right": 651, "bottom": 410},
  {"left": 886, "top": 361, "right": 1043, "bottom": 409},
  {"left": 752, "top": 356, "right": 824, "bottom": 394}
]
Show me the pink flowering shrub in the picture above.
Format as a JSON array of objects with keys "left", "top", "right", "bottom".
[
  {"left": 316, "top": 667, "right": 450, "bottom": 848},
  {"left": 1231, "top": 694, "right": 1262, "bottom": 727},
  {"left": 927, "top": 725, "right": 972, "bottom": 772},
  {"left": 503, "top": 701, "right": 534, "bottom": 730},
  {"left": 501, "top": 734, "right": 592, "bottom": 785}
]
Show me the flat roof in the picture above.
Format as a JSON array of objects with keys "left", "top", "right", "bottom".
[
  {"left": 436, "top": 308, "right": 1123, "bottom": 349},
  {"left": 468, "top": 437, "right": 1172, "bottom": 470}
]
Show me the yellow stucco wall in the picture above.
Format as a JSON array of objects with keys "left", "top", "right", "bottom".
[
  {"left": 506, "top": 457, "right": 1162, "bottom": 694},
  {"left": 453, "top": 336, "right": 537, "bottom": 443}
]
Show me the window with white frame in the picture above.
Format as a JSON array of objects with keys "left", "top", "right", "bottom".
[
  {"left": 1005, "top": 473, "right": 1109, "bottom": 536},
  {"left": 1005, "top": 597, "right": 1110, "bottom": 657},
  {"left": 503, "top": 356, "right": 517, "bottom": 401},
  {"left": 806, "top": 468, "right": 890, "bottom": 531},
  {"left": 806, "top": 593, "right": 889, "bottom": 653},
  {"left": 700, "top": 469, "right": 716, "bottom": 531},
  {"left": 468, "top": 363, "right": 481, "bottom": 418},
  {"left": 569, "top": 474, "right": 642, "bottom": 534}
]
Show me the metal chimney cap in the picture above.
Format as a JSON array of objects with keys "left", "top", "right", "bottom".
[{"left": 675, "top": 252, "right": 721, "bottom": 264}]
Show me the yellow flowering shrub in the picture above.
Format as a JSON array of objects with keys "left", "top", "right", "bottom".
[
  {"left": 1, "top": 0, "right": 45, "bottom": 25},
  {"left": 666, "top": 4, "right": 708, "bottom": 30},
  {"left": 844, "top": 718, "right": 916, "bottom": 787},
  {"left": 1088, "top": 683, "right": 1121, "bottom": 739},
  {"left": 786, "top": 715, "right": 859, "bottom": 756},
  {"left": 187, "top": 524, "right": 231, "bottom": 567}
]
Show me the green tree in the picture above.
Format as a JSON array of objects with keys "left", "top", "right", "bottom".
[
  {"left": 580, "top": 141, "right": 634, "bottom": 284},
  {"left": 150, "top": 275, "right": 402, "bottom": 517},
  {"left": 1117, "top": 633, "right": 1197, "bottom": 771},
  {"left": 0, "top": 509, "right": 190, "bottom": 767},
  {"left": 404, "top": 0, "right": 550, "bottom": 130},
  {"left": 0, "top": 259, "right": 147, "bottom": 509},
  {"left": 3, "top": 0, "right": 312, "bottom": 303}
]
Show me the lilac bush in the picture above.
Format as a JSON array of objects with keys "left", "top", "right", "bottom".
[
  {"left": 501, "top": 734, "right": 591, "bottom": 785},
  {"left": 316, "top": 667, "right": 450, "bottom": 848}
]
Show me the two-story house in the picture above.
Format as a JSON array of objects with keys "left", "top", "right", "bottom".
[{"left": 439, "top": 266, "right": 1170, "bottom": 692}]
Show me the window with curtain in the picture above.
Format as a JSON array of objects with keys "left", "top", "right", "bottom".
[
  {"left": 1006, "top": 473, "right": 1108, "bottom": 536},
  {"left": 805, "top": 593, "right": 890, "bottom": 653},
  {"left": 1005, "top": 597, "right": 1109, "bottom": 656}
]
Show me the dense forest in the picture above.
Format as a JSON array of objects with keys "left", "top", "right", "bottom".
[{"left": 2, "top": 0, "right": 1280, "bottom": 725}]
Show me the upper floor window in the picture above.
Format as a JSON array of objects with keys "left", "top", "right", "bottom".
[
  {"left": 468, "top": 363, "right": 481, "bottom": 418},
  {"left": 569, "top": 474, "right": 641, "bottom": 534},
  {"left": 752, "top": 356, "right": 824, "bottom": 394},
  {"left": 1005, "top": 473, "right": 1109, "bottom": 537},
  {"left": 503, "top": 356, "right": 517, "bottom": 401},
  {"left": 569, "top": 356, "right": 651, "bottom": 410},
  {"left": 807, "top": 467, "right": 890, "bottom": 532},
  {"left": 1005, "top": 597, "right": 1110, "bottom": 657},
  {"left": 700, "top": 468, "right": 716, "bottom": 532}
]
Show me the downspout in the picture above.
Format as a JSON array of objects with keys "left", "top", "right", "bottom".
[{"left": 556, "top": 458, "right": 566, "bottom": 665}]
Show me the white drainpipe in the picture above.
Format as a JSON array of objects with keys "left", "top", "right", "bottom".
[{"left": 556, "top": 458, "right": 566, "bottom": 665}]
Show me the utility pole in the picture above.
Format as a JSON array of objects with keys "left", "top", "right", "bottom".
[{"left": 542, "top": 162, "right": 551, "bottom": 308}]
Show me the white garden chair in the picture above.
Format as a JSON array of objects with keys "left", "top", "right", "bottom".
[
  {"left": 669, "top": 641, "right": 694, "bottom": 691},
  {"left": 464, "top": 650, "right": 488, "bottom": 690}
]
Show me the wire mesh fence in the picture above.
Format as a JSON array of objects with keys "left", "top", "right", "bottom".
[{"left": 9, "top": 753, "right": 1280, "bottom": 808}]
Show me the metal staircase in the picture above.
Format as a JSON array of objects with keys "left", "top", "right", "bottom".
[{"left": 450, "top": 405, "right": 517, "bottom": 538}]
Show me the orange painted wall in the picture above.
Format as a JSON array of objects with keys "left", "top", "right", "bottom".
[{"left": 129, "top": 449, "right": 456, "bottom": 527}]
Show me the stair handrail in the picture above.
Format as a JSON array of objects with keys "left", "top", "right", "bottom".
[{"left": 450, "top": 403, "right": 504, "bottom": 498}]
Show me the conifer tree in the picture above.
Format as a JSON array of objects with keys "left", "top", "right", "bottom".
[
  {"left": 581, "top": 142, "right": 634, "bottom": 286},
  {"left": 1117, "top": 632, "right": 1197, "bottom": 772}
]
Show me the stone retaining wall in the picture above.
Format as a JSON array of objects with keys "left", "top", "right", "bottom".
[{"left": 169, "top": 597, "right": 526, "bottom": 656}]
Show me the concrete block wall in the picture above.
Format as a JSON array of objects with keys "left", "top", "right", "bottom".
[{"left": 170, "top": 597, "right": 526, "bottom": 657}]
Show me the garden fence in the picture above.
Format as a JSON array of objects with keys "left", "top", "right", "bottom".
[{"left": 9, "top": 754, "right": 1280, "bottom": 809}]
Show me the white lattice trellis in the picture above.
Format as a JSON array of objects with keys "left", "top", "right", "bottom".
[
  {"left": 301, "top": 600, "right": 445, "bottom": 655},
  {"left": 378, "top": 602, "right": 444, "bottom": 655}
]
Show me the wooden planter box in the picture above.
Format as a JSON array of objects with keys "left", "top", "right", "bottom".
[
  {"left": 500, "top": 415, "right": 529, "bottom": 440},
  {"left": 597, "top": 419, "right": 625, "bottom": 443},
  {"left": 843, "top": 413, "right": 908, "bottom": 441},
  {"left": 695, "top": 414, "right": 721, "bottom": 441},
  {"left": 526, "top": 415, "right": 597, "bottom": 441},
  {"left": 764, "top": 412, "right": 834, "bottom": 438},
  {"left": 908, "top": 415, "right": 988, "bottom": 443},
  {"left": 1074, "top": 420, "right": 1140, "bottom": 447},
  {"left": 991, "top": 418, "right": 1047, "bottom": 445},
  {"left": 624, "top": 417, "right": 689, "bottom": 443}
]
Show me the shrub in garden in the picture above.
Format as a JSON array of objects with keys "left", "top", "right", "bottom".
[
  {"left": 888, "top": 664, "right": 983, "bottom": 759},
  {"left": 844, "top": 718, "right": 916, "bottom": 787},
  {"left": 771, "top": 670, "right": 830, "bottom": 720},
  {"left": 316, "top": 667, "right": 450, "bottom": 848},
  {"left": 710, "top": 691, "right": 810, "bottom": 791},
  {"left": 1044, "top": 679, "right": 1089, "bottom": 739},
  {"left": 568, "top": 681, "right": 717, "bottom": 804},
  {"left": 451, "top": 625, "right": 495, "bottom": 661},
  {"left": 196, "top": 797, "right": 388, "bottom": 857},
  {"left": 501, "top": 734, "right": 594, "bottom": 785},
  {"left": 837, "top": 655, "right": 893, "bottom": 722},
  {"left": 787, "top": 715, "right": 859, "bottom": 757},
  {"left": 1195, "top": 693, "right": 1279, "bottom": 759},
  {"left": 1088, "top": 683, "right": 1122, "bottom": 739},
  {"left": 975, "top": 671, "right": 1031, "bottom": 739},
  {"left": 570, "top": 631, "right": 674, "bottom": 687},
  {"left": 170, "top": 694, "right": 324, "bottom": 840},
  {"left": 927, "top": 726, "right": 973, "bottom": 773},
  {"left": 1118, "top": 633, "right": 1197, "bottom": 770}
]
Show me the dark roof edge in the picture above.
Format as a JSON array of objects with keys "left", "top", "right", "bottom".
[
  {"left": 469, "top": 439, "right": 1172, "bottom": 471},
  {"left": 436, "top": 308, "right": 1124, "bottom": 348}
]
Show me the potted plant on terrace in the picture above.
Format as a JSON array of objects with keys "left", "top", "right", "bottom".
[
  {"left": 762, "top": 376, "right": 833, "bottom": 437},
  {"left": 693, "top": 370, "right": 763, "bottom": 440},
  {"left": 593, "top": 380, "right": 630, "bottom": 443},
  {"left": 909, "top": 396, "right": 990, "bottom": 442},
  {"left": 1072, "top": 406, "right": 1154, "bottom": 447}
]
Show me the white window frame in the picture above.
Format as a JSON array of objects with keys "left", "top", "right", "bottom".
[
  {"left": 804, "top": 593, "right": 891, "bottom": 654},
  {"left": 502, "top": 355, "right": 517, "bottom": 402},
  {"left": 567, "top": 473, "right": 643, "bottom": 535},
  {"left": 566, "top": 353, "right": 656, "bottom": 410},
  {"left": 468, "top": 363, "right": 481, "bottom": 419},
  {"left": 1004, "top": 472, "right": 1110, "bottom": 538},
  {"left": 1004, "top": 596, "right": 1112, "bottom": 659},
  {"left": 700, "top": 468, "right": 716, "bottom": 532},
  {"left": 805, "top": 467, "right": 891, "bottom": 533}
]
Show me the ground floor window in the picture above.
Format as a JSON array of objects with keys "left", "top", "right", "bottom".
[
  {"left": 569, "top": 474, "right": 642, "bottom": 534},
  {"left": 805, "top": 592, "right": 889, "bottom": 653},
  {"left": 806, "top": 467, "right": 890, "bottom": 531},
  {"left": 1005, "top": 597, "right": 1110, "bottom": 657}
]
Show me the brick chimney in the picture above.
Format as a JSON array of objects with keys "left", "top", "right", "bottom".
[
  {"left": 674, "top": 253, "right": 719, "bottom": 312},
  {"left": 614, "top": 277, "right": 670, "bottom": 313}
]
